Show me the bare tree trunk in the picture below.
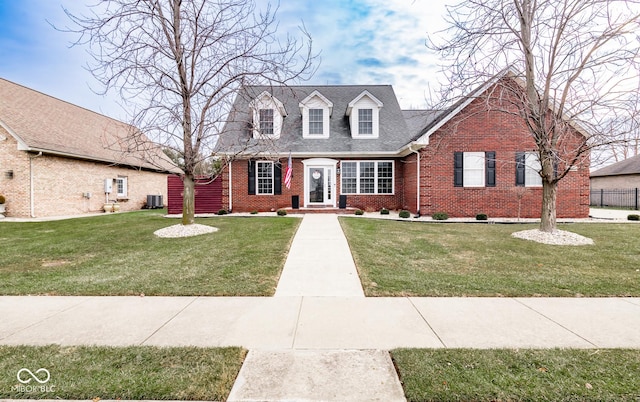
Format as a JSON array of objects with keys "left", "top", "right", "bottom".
[
  {"left": 182, "top": 174, "right": 195, "bottom": 225},
  {"left": 540, "top": 180, "right": 557, "bottom": 232}
]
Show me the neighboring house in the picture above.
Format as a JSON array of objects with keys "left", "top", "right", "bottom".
[
  {"left": 591, "top": 155, "right": 640, "bottom": 189},
  {"left": 0, "top": 78, "right": 179, "bottom": 218},
  {"left": 590, "top": 155, "right": 640, "bottom": 209},
  {"left": 216, "top": 71, "right": 590, "bottom": 218}
]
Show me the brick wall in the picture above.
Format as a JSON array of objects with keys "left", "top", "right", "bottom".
[
  {"left": 419, "top": 92, "right": 590, "bottom": 219},
  {"left": 0, "top": 129, "right": 168, "bottom": 218},
  {"left": 225, "top": 157, "right": 405, "bottom": 212}
]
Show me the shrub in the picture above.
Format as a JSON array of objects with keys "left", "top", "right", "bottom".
[
  {"left": 399, "top": 210, "right": 411, "bottom": 219},
  {"left": 627, "top": 214, "right": 640, "bottom": 221},
  {"left": 217, "top": 209, "right": 228, "bottom": 215},
  {"left": 0, "top": 195, "right": 5, "bottom": 204},
  {"left": 250, "top": 210, "right": 259, "bottom": 215},
  {"left": 380, "top": 208, "right": 390, "bottom": 215},
  {"left": 277, "top": 209, "right": 287, "bottom": 216},
  {"left": 476, "top": 213, "right": 488, "bottom": 220},
  {"left": 432, "top": 212, "right": 449, "bottom": 220},
  {"left": 355, "top": 209, "right": 364, "bottom": 215}
]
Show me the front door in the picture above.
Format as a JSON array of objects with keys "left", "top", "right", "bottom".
[{"left": 307, "top": 166, "right": 334, "bottom": 206}]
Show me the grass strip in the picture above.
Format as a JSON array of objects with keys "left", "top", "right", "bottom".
[
  {"left": 340, "top": 218, "right": 640, "bottom": 296},
  {"left": 0, "top": 211, "right": 300, "bottom": 296},
  {"left": 392, "top": 348, "right": 640, "bottom": 402},
  {"left": 0, "top": 345, "right": 245, "bottom": 400}
]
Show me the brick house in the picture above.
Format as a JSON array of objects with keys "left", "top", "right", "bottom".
[
  {"left": 217, "top": 71, "right": 590, "bottom": 218},
  {"left": 0, "top": 78, "right": 179, "bottom": 218}
]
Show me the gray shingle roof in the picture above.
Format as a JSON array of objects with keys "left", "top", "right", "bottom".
[
  {"left": 591, "top": 154, "right": 640, "bottom": 177},
  {"left": 217, "top": 85, "right": 416, "bottom": 156},
  {"left": 0, "top": 78, "right": 179, "bottom": 173}
]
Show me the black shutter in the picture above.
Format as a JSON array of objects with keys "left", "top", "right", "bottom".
[
  {"left": 485, "top": 151, "right": 496, "bottom": 187},
  {"left": 454, "top": 152, "right": 464, "bottom": 187},
  {"left": 515, "top": 152, "right": 525, "bottom": 186},
  {"left": 274, "top": 161, "right": 282, "bottom": 195},
  {"left": 248, "top": 160, "right": 256, "bottom": 195}
]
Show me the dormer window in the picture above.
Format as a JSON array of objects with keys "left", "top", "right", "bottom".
[
  {"left": 300, "top": 90, "right": 333, "bottom": 139},
  {"left": 259, "top": 109, "right": 274, "bottom": 135},
  {"left": 358, "top": 109, "right": 373, "bottom": 135},
  {"left": 309, "top": 109, "right": 324, "bottom": 135},
  {"left": 250, "top": 91, "right": 286, "bottom": 139},
  {"left": 346, "top": 90, "right": 383, "bottom": 139}
]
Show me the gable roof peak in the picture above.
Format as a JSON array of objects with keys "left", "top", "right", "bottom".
[
  {"left": 299, "top": 90, "right": 334, "bottom": 108},
  {"left": 346, "top": 90, "right": 384, "bottom": 116}
]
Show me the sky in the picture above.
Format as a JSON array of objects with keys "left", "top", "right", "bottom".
[{"left": 0, "top": 0, "right": 451, "bottom": 120}]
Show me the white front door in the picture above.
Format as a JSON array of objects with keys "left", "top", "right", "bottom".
[{"left": 307, "top": 166, "right": 335, "bottom": 206}]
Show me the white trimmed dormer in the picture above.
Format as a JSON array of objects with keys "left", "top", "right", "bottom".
[
  {"left": 249, "top": 91, "right": 287, "bottom": 139},
  {"left": 299, "top": 90, "right": 333, "bottom": 139},
  {"left": 346, "top": 90, "right": 383, "bottom": 139}
]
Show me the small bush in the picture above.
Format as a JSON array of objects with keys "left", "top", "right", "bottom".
[
  {"left": 476, "top": 213, "right": 488, "bottom": 220},
  {"left": 380, "top": 208, "right": 390, "bottom": 215},
  {"left": 628, "top": 214, "right": 640, "bottom": 221},
  {"left": 217, "top": 209, "right": 228, "bottom": 215},
  {"left": 277, "top": 209, "right": 287, "bottom": 216},
  {"left": 399, "top": 210, "right": 411, "bottom": 219},
  {"left": 250, "top": 210, "right": 259, "bottom": 215},
  {"left": 432, "top": 212, "right": 449, "bottom": 220},
  {"left": 355, "top": 209, "right": 364, "bottom": 215}
]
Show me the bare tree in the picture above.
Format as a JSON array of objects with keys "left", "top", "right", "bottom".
[
  {"left": 63, "top": 0, "right": 315, "bottom": 225},
  {"left": 429, "top": 0, "right": 640, "bottom": 232}
]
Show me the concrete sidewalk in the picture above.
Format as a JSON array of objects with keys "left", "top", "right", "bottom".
[{"left": 2, "top": 296, "right": 639, "bottom": 349}]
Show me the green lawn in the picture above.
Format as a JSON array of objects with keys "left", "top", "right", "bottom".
[
  {"left": 340, "top": 218, "right": 640, "bottom": 296},
  {"left": 393, "top": 348, "right": 640, "bottom": 402},
  {"left": 0, "top": 345, "right": 244, "bottom": 400},
  {"left": 0, "top": 211, "right": 300, "bottom": 296}
]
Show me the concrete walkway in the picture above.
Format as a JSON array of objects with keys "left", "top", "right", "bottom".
[
  {"left": 2, "top": 213, "right": 640, "bottom": 401},
  {"left": 275, "top": 214, "right": 364, "bottom": 297}
]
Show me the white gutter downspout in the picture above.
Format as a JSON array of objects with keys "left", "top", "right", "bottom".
[
  {"left": 29, "top": 151, "right": 43, "bottom": 217},
  {"left": 228, "top": 161, "right": 233, "bottom": 212},
  {"left": 409, "top": 145, "right": 421, "bottom": 215}
]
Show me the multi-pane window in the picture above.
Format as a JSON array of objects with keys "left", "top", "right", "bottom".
[
  {"left": 341, "top": 161, "right": 393, "bottom": 194},
  {"left": 359, "top": 162, "right": 375, "bottom": 193},
  {"left": 256, "top": 161, "right": 274, "bottom": 194},
  {"left": 341, "top": 162, "right": 357, "bottom": 194},
  {"left": 259, "top": 109, "right": 274, "bottom": 135},
  {"left": 358, "top": 109, "right": 373, "bottom": 134},
  {"left": 377, "top": 162, "right": 393, "bottom": 194},
  {"left": 116, "top": 177, "right": 128, "bottom": 197},
  {"left": 309, "top": 109, "right": 323, "bottom": 135}
]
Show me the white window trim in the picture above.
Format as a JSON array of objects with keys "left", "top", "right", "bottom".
[
  {"left": 340, "top": 160, "right": 394, "bottom": 195},
  {"left": 256, "top": 161, "right": 274, "bottom": 195},
  {"left": 116, "top": 177, "right": 128, "bottom": 198},
  {"left": 299, "top": 90, "right": 333, "bottom": 139},
  {"left": 463, "top": 152, "right": 485, "bottom": 188},
  {"left": 525, "top": 152, "right": 543, "bottom": 187},
  {"left": 346, "top": 91, "right": 383, "bottom": 139},
  {"left": 249, "top": 91, "right": 286, "bottom": 139}
]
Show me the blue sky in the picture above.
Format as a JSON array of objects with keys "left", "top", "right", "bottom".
[{"left": 0, "top": 0, "right": 450, "bottom": 119}]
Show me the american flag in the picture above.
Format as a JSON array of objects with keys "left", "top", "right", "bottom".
[{"left": 284, "top": 152, "right": 293, "bottom": 189}]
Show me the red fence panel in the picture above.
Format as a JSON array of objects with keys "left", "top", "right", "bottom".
[{"left": 167, "top": 175, "right": 222, "bottom": 214}]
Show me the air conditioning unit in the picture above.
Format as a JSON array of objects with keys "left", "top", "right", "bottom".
[{"left": 147, "top": 195, "right": 163, "bottom": 209}]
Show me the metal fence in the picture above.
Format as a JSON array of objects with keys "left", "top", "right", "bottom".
[{"left": 590, "top": 188, "right": 640, "bottom": 210}]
